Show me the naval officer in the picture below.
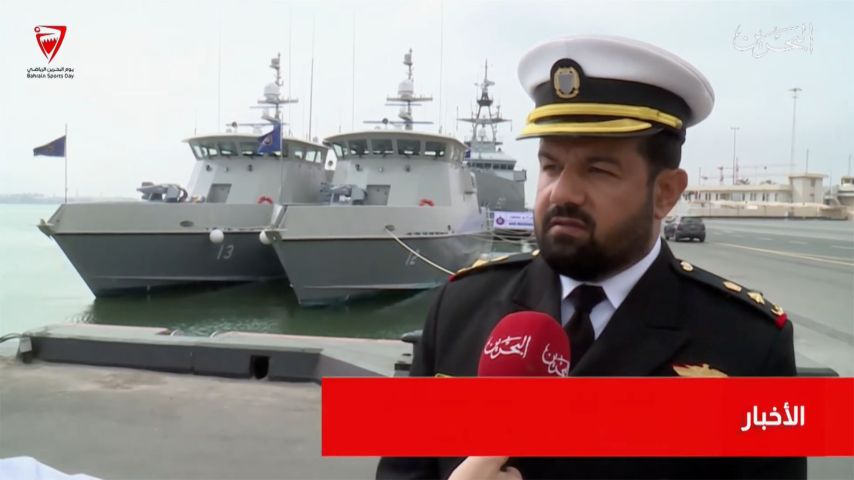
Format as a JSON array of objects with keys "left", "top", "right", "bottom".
[{"left": 377, "top": 35, "right": 805, "bottom": 480}]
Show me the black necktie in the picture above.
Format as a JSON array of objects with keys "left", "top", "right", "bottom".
[{"left": 565, "top": 285, "right": 606, "bottom": 370}]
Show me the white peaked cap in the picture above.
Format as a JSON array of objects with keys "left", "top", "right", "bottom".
[{"left": 516, "top": 35, "right": 715, "bottom": 139}]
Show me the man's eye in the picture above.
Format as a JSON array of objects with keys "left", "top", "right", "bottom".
[
  {"left": 590, "top": 166, "right": 614, "bottom": 176},
  {"left": 542, "top": 163, "right": 558, "bottom": 172}
]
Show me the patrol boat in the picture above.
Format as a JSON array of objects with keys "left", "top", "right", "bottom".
[
  {"left": 264, "top": 50, "right": 492, "bottom": 305},
  {"left": 38, "top": 54, "right": 330, "bottom": 296},
  {"left": 458, "top": 61, "right": 527, "bottom": 211}
]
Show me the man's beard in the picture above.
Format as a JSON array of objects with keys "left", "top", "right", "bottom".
[{"left": 535, "top": 193, "right": 655, "bottom": 282}]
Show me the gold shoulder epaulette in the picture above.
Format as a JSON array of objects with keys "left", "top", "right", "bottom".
[
  {"left": 449, "top": 249, "right": 539, "bottom": 282},
  {"left": 673, "top": 258, "right": 788, "bottom": 329}
]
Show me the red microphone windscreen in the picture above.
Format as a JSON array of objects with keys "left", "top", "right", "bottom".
[{"left": 477, "top": 311, "right": 571, "bottom": 377}]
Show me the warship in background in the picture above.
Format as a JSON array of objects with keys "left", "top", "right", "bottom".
[
  {"left": 458, "top": 61, "right": 526, "bottom": 211},
  {"left": 264, "top": 50, "right": 492, "bottom": 305},
  {"left": 38, "top": 54, "right": 331, "bottom": 296}
]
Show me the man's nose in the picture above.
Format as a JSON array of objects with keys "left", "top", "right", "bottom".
[{"left": 549, "top": 169, "right": 586, "bottom": 207}]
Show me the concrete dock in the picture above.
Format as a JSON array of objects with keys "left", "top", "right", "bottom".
[
  {"left": 0, "top": 327, "right": 412, "bottom": 479},
  {"left": 1, "top": 356, "right": 377, "bottom": 479}
]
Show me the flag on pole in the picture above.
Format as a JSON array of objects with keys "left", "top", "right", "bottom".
[
  {"left": 256, "top": 124, "right": 282, "bottom": 154},
  {"left": 34, "top": 130, "right": 69, "bottom": 203},
  {"left": 33, "top": 135, "right": 66, "bottom": 157}
]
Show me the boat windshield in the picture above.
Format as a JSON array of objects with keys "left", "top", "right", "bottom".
[
  {"left": 189, "top": 139, "right": 321, "bottom": 160},
  {"left": 330, "top": 138, "right": 447, "bottom": 160}
]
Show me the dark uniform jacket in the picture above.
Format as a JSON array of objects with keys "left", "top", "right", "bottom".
[{"left": 377, "top": 240, "right": 806, "bottom": 480}]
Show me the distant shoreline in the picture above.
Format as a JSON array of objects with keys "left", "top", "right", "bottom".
[{"left": 0, "top": 195, "right": 136, "bottom": 204}]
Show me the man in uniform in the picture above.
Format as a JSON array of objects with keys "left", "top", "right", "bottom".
[{"left": 377, "top": 35, "right": 805, "bottom": 480}]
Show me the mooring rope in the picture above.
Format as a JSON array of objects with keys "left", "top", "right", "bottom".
[{"left": 383, "top": 228, "right": 454, "bottom": 276}]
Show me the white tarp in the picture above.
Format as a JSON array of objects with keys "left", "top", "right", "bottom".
[
  {"left": 492, "top": 211, "right": 534, "bottom": 230},
  {"left": 0, "top": 457, "right": 100, "bottom": 480}
]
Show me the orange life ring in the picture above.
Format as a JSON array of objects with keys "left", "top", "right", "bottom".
[
  {"left": 418, "top": 198, "right": 435, "bottom": 207},
  {"left": 257, "top": 195, "right": 274, "bottom": 205}
]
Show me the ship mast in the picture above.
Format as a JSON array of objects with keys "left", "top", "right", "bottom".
[
  {"left": 365, "top": 49, "right": 433, "bottom": 131},
  {"left": 256, "top": 53, "right": 298, "bottom": 126},
  {"left": 458, "top": 60, "right": 510, "bottom": 150},
  {"left": 228, "top": 53, "right": 298, "bottom": 132}
]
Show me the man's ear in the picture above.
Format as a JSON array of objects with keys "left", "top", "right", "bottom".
[{"left": 653, "top": 168, "right": 688, "bottom": 220}]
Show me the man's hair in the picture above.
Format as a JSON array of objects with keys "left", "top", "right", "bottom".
[{"left": 637, "top": 130, "right": 684, "bottom": 184}]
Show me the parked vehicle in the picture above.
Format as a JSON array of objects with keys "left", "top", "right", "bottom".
[{"left": 663, "top": 216, "right": 706, "bottom": 242}]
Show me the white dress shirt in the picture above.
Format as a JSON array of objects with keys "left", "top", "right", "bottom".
[{"left": 559, "top": 239, "right": 661, "bottom": 338}]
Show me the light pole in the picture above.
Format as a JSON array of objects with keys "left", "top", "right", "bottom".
[
  {"left": 789, "top": 87, "right": 802, "bottom": 175},
  {"left": 730, "top": 126, "right": 739, "bottom": 184}
]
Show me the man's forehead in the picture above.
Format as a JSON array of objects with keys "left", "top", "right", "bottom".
[{"left": 538, "top": 136, "right": 641, "bottom": 157}]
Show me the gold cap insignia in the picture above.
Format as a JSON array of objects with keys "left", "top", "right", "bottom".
[
  {"left": 770, "top": 303, "right": 785, "bottom": 316},
  {"left": 723, "top": 281, "right": 743, "bottom": 293},
  {"left": 747, "top": 291, "right": 765, "bottom": 305},
  {"left": 553, "top": 66, "right": 580, "bottom": 99},
  {"left": 680, "top": 261, "right": 694, "bottom": 272},
  {"left": 673, "top": 363, "right": 728, "bottom": 378}
]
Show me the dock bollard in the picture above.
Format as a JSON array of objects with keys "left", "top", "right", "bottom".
[
  {"left": 17, "top": 336, "right": 33, "bottom": 364},
  {"left": 394, "top": 330, "right": 423, "bottom": 377}
]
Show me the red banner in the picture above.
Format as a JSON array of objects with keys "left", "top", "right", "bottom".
[{"left": 322, "top": 378, "right": 854, "bottom": 457}]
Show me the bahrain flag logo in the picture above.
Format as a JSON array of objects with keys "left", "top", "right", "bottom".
[{"left": 35, "top": 26, "right": 67, "bottom": 63}]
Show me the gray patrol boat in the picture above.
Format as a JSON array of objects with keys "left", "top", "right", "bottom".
[
  {"left": 38, "top": 54, "right": 330, "bottom": 296},
  {"left": 459, "top": 61, "right": 527, "bottom": 211},
  {"left": 264, "top": 50, "right": 492, "bottom": 305}
]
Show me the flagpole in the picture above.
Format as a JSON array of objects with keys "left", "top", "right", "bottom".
[{"left": 64, "top": 123, "right": 68, "bottom": 204}]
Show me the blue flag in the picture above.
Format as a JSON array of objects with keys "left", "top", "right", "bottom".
[
  {"left": 33, "top": 135, "right": 66, "bottom": 157},
  {"left": 257, "top": 124, "right": 282, "bottom": 154}
]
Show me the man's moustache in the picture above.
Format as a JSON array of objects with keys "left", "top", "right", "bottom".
[{"left": 544, "top": 206, "right": 594, "bottom": 229}]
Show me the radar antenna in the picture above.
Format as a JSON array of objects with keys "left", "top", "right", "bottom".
[
  {"left": 364, "top": 49, "right": 433, "bottom": 130},
  {"left": 226, "top": 53, "right": 298, "bottom": 132}
]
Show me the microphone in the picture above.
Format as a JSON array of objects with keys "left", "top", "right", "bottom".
[{"left": 478, "top": 311, "right": 571, "bottom": 377}]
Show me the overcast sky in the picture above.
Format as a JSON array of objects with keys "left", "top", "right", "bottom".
[{"left": 1, "top": 0, "right": 852, "bottom": 206}]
